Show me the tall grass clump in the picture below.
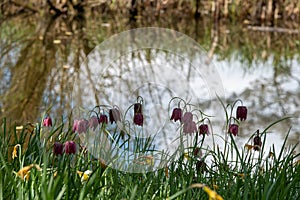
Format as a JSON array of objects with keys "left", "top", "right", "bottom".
[{"left": 0, "top": 96, "right": 299, "bottom": 199}]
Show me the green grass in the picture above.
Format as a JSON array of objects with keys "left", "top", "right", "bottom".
[{"left": 0, "top": 104, "right": 299, "bottom": 200}]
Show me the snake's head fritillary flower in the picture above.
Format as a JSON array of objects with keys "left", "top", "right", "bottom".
[
  {"left": 134, "top": 103, "right": 143, "bottom": 114},
  {"left": 53, "top": 142, "right": 64, "bottom": 156},
  {"left": 64, "top": 141, "right": 76, "bottom": 154},
  {"left": 228, "top": 124, "right": 239, "bottom": 136},
  {"left": 99, "top": 114, "right": 108, "bottom": 124},
  {"left": 253, "top": 135, "right": 262, "bottom": 151},
  {"left": 170, "top": 108, "right": 182, "bottom": 122},
  {"left": 196, "top": 159, "right": 207, "bottom": 174},
  {"left": 183, "top": 121, "right": 197, "bottom": 135},
  {"left": 73, "top": 119, "right": 88, "bottom": 134},
  {"left": 193, "top": 147, "right": 202, "bottom": 158},
  {"left": 181, "top": 112, "right": 193, "bottom": 124},
  {"left": 109, "top": 108, "right": 120, "bottom": 124},
  {"left": 133, "top": 113, "right": 143, "bottom": 126},
  {"left": 89, "top": 116, "right": 99, "bottom": 131},
  {"left": 199, "top": 124, "right": 209, "bottom": 135},
  {"left": 236, "top": 106, "right": 247, "bottom": 121},
  {"left": 43, "top": 117, "right": 52, "bottom": 127}
]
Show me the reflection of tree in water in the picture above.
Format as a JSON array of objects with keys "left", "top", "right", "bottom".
[
  {"left": 0, "top": 1, "right": 299, "bottom": 155},
  {"left": 0, "top": 11, "right": 92, "bottom": 124},
  {"left": 226, "top": 64, "right": 300, "bottom": 151}
]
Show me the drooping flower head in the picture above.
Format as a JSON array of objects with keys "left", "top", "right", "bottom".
[
  {"left": 53, "top": 142, "right": 64, "bottom": 156},
  {"left": 181, "top": 112, "right": 193, "bottom": 124},
  {"left": 228, "top": 124, "right": 239, "bottom": 136},
  {"left": 99, "top": 114, "right": 108, "bottom": 124},
  {"left": 253, "top": 133, "right": 262, "bottom": 151},
  {"left": 89, "top": 116, "right": 99, "bottom": 131},
  {"left": 236, "top": 106, "right": 247, "bottom": 121},
  {"left": 109, "top": 108, "right": 120, "bottom": 124},
  {"left": 193, "top": 147, "right": 202, "bottom": 158},
  {"left": 72, "top": 119, "right": 89, "bottom": 134},
  {"left": 183, "top": 121, "right": 197, "bottom": 135},
  {"left": 64, "top": 141, "right": 76, "bottom": 154},
  {"left": 196, "top": 159, "right": 207, "bottom": 174},
  {"left": 170, "top": 108, "right": 182, "bottom": 122},
  {"left": 133, "top": 113, "right": 143, "bottom": 126},
  {"left": 198, "top": 124, "right": 209, "bottom": 135},
  {"left": 134, "top": 103, "right": 143, "bottom": 114},
  {"left": 43, "top": 117, "right": 52, "bottom": 127}
]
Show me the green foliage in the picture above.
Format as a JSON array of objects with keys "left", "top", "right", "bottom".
[{"left": 0, "top": 99, "right": 299, "bottom": 200}]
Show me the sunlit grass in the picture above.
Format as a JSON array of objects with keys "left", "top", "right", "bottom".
[{"left": 0, "top": 99, "right": 299, "bottom": 200}]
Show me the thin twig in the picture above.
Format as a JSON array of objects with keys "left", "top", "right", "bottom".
[{"left": 247, "top": 26, "right": 300, "bottom": 34}]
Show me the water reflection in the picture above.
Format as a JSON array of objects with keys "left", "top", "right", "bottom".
[{"left": 0, "top": 12, "right": 299, "bottom": 154}]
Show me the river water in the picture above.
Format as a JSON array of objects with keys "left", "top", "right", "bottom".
[{"left": 0, "top": 13, "right": 299, "bottom": 161}]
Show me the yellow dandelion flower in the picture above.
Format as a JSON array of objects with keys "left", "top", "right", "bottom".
[
  {"left": 12, "top": 144, "right": 21, "bottom": 160},
  {"left": 203, "top": 186, "right": 224, "bottom": 200},
  {"left": 184, "top": 153, "right": 190, "bottom": 160},
  {"left": 134, "top": 155, "right": 154, "bottom": 166},
  {"left": 77, "top": 170, "right": 92, "bottom": 182},
  {"left": 189, "top": 184, "right": 223, "bottom": 200},
  {"left": 16, "top": 164, "right": 41, "bottom": 181},
  {"left": 213, "top": 184, "right": 219, "bottom": 190},
  {"left": 143, "top": 156, "right": 154, "bottom": 166},
  {"left": 244, "top": 144, "right": 254, "bottom": 151},
  {"left": 53, "top": 171, "right": 58, "bottom": 178}
]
